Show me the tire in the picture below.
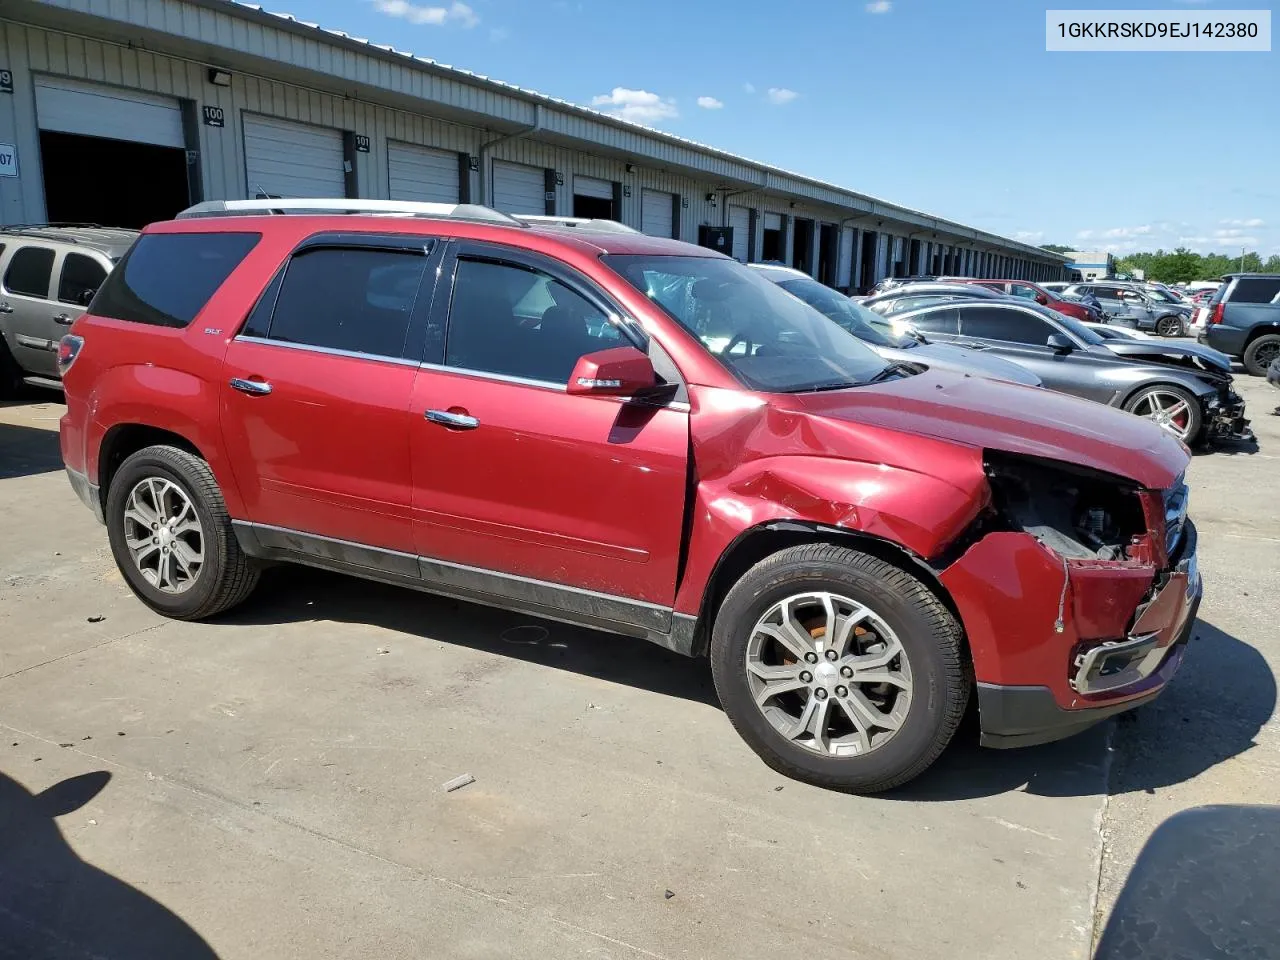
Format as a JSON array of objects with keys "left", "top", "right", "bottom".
[
  {"left": 1123, "top": 384, "right": 1203, "bottom": 445},
  {"left": 105, "top": 444, "right": 259, "bottom": 620},
  {"left": 1155, "top": 315, "right": 1183, "bottom": 338},
  {"left": 1243, "top": 334, "right": 1280, "bottom": 377},
  {"left": 0, "top": 338, "right": 25, "bottom": 399},
  {"left": 710, "top": 543, "right": 969, "bottom": 793}
]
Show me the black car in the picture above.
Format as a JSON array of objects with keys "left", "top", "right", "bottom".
[{"left": 893, "top": 298, "right": 1251, "bottom": 445}]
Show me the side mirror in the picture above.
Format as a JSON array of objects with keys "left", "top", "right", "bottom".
[
  {"left": 1035, "top": 293, "right": 1049, "bottom": 305},
  {"left": 566, "top": 345, "right": 657, "bottom": 397},
  {"left": 1046, "top": 333, "right": 1074, "bottom": 352}
]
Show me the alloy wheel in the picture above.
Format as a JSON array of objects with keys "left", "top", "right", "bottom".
[
  {"left": 1156, "top": 316, "right": 1181, "bottom": 338},
  {"left": 1131, "top": 390, "right": 1195, "bottom": 442},
  {"left": 745, "top": 591, "right": 912, "bottom": 758},
  {"left": 1255, "top": 341, "right": 1280, "bottom": 371},
  {"left": 122, "top": 477, "right": 205, "bottom": 594}
]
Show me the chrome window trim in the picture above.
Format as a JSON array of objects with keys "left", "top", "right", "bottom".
[
  {"left": 419, "top": 360, "right": 566, "bottom": 391},
  {"left": 233, "top": 334, "right": 420, "bottom": 368}
]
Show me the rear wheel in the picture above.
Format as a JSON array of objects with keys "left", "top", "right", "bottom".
[
  {"left": 1243, "top": 334, "right": 1280, "bottom": 377},
  {"left": 105, "top": 444, "right": 259, "bottom": 620},
  {"left": 1155, "top": 315, "right": 1183, "bottom": 338},
  {"left": 710, "top": 543, "right": 969, "bottom": 793},
  {"left": 1124, "top": 384, "right": 1203, "bottom": 444}
]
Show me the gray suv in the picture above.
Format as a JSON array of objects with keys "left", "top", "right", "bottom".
[
  {"left": 0, "top": 225, "right": 137, "bottom": 395},
  {"left": 1066, "top": 281, "right": 1190, "bottom": 337}
]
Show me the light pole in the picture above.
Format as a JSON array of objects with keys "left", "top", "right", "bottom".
[{"left": 1241, "top": 246, "right": 1246, "bottom": 272}]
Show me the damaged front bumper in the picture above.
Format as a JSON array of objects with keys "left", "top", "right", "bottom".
[
  {"left": 1202, "top": 388, "right": 1253, "bottom": 443},
  {"left": 940, "top": 521, "right": 1201, "bottom": 749}
]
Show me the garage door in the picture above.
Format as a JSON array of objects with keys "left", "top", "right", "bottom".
[
  {"left": 388, "top": 142, "right": 460, "bottom": 204},
  {"left": 763, "top": 212, "right": 783, "bottom": 232},
  {"left": 728, "top": 205, "right": 751, "bottom": 262},
  {"left": 35, "top": 76, "right": 184, "bottom": 148},
  {"left": 243, "top": 114, "right": 345, "bottom": 199},
  {"left": 641, "top": 189, "right": 674, "bottom": 238},
  {"left": 574, "top": 176, "right": 613, "bottom": 200},
  {"left": 838, "top": 226, "right": 854, "bottom": 287},
  {"left": 492, "top": 160, "right": 545, "bottom": 215}
]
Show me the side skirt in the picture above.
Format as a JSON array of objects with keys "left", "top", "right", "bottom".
[{"left": 232, "top": 521, "right": 697, "bottom": 656}]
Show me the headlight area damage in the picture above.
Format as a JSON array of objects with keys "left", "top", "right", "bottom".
[{"left": 938, "top": 452, "right": 1201, "bottom": 748}]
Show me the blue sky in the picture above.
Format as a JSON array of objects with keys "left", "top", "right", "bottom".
[{"left": 290, "top": 0, "right": 1277, "bottom": 254}]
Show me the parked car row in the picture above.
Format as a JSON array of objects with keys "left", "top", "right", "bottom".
[{"left": 56, "top": 197, "right": 1203, "bottom": 794}]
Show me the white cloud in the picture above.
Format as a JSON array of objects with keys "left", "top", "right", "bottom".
[
  {"left": 696, "top": 95, "right": 724, "bottom": 110},
  {"left": 1097, "top": 225, "right": 1152, "bottom": 239},
  {"left": 866, "top": 0, "right": 893, "bottom": 11},
  {"left": 372, "top": 0, "right": 478, "bottom": 27},
  {"left": 766, "top": 87, "right": 799, "bottom": 105},
  {"left": 591, "top": 87, "right": 679, "bottom": 124},
  {"left": 1076, "top": 229, "right": 1094, "bottom": 240},
  {"left": 743, "top": 82, "right": 756, "bottom": 94},
  {"left": 1221, "top": 217, "right": 1265, "bottom": 228},
  {"left": 1014, "top": 230, "right": 1044, "bottom": 242}
]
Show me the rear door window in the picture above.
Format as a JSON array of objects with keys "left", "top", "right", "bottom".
[
  {"left": 58, "top": 253, "right": 109, "bottom": 306},
  {"left": 266, "top": 248, "right": 429, "bottom": 359},
  {"left": 3, "top": 246, "right": 55, "bottom": 299},
  {"left": 1229, "top": 278, "right": 1280, "bottom": 304},
  {"left": 960, "top": 306, "right": 1055, "bottom": 345},
  {"left": 92, "top": 232, "right": 260, "bottom": 328},
  {"left": 901, "top": 306, "right": 959, "bottom": 335}
]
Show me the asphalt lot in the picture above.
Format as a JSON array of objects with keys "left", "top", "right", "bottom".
[{"left": 1, "top": 365, "right": 1276, "bottom": 960}]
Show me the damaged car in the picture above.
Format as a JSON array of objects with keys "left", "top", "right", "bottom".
[
  {"left": 892, "top": 298, "right": 1251, "bottom": 445},
  {"left": 61, "top": 201, "right": 1201, "bottom": 794}
]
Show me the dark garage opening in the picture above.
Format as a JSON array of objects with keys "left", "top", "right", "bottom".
[
  {"left": 792, "top": 218, "right": 814, "bottom": 274},
  {"left": 40, "top": 131, "right": 190, "bottom": 229},
  {"left": 817, "top": 223, "right": 839, "bottom": 286},
  {"left": 859, "top": 230, "right": 878, "bottom": 292},
  {"left": 761, "top": 225, "right": 784, "bottom": 261},
  {"left": 573, "top": 194, "right": 614, "bottom": 220}
]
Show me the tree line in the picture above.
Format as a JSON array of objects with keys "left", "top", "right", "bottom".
[{"left": 1040, "top": 243, "right": 1280, "bottom": 284}]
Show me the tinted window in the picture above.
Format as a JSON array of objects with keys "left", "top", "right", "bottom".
[
  {"left": 776, "top": 278, "right": 898, "bottom": 347},
  {"left": 1009, "top": 283, "right": 1039, "bottom": 300},
  {"left": 898, "top": 306, "right": 959, "bottom": 335},
  {"left": 268, "top": 248, "right": 426, "bottom": 358},
  {"left": 879, "top": 294, "right": 965, "bottom": 316},
  {"left": 446, "top": 258, "right": 621, "bottom": 384},
  {"left": 4, "top": 247, "right": 54, "bottom": 298},
  {"left": 1231, "top": 278, "right": 1280, "bottom": 304},
  {"left": 58, "top": 253, "right": 108, "bottom": 306},
  {"left": 92, "top": 233, "right": 259, "bottom": 328},
  {"left": 960, "top": 306, "right": 1055, "bottom": 345},
  {"left": 1092, "top": 286, "right": 1122, "bottom": 300}
]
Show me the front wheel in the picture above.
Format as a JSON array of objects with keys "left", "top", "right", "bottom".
[
  {"left": 105, "top": 444, "right": 260, "bottom": 620},
  {"left": 1123, "top": 384, "right": 1203, "bottom": 444},
  {"left": 710, "top": 543, "right": 969, "bottom": 793},
  {"left": 1243, "top": 334, "right": 1280, "bottom": 377},
  {"left": 1155, "top": 315, "right": 1183, "bottom": 338}
]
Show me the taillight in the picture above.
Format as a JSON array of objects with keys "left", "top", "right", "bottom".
[
  {"left": 1209, "top": 302, "right": 1224, "bottom": 325},
  {"left": 57, "top": 334, "right": 83, "bottom": 373}
]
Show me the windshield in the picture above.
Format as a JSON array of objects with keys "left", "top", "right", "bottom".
[
  {"left": 775, "top": 278, "right": 903, "bottom": 348},
  {"left": 1145, "top": 287, "right": 1180, "bottom": 303},
  {"left": 605, "top": 255, "right": 890, "bottom": 392}
]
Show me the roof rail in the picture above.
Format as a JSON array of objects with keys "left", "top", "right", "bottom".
[
  {"left": 513, "top": 215, "right": 641, "bottom": 234},
  {"left": 175, "top": 198, "right": 525, "bottom": 226}
]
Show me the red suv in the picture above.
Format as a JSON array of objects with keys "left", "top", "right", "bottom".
[
  {"left": 947, "top": 278, "right": 1099, "bottom": 322},
  {"left": 58, "top": 200, "right": 1201, "bottom": 793}
]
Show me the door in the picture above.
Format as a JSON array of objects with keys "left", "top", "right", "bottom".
[
  {"left": 728, "top": 205, "right": 751, "bottom": 262},
  {"left": 0, "top": 244, "right": 62, "bottom": 377},
  {"left": 410, "top": 242, "right": 689, "bottom": 607},
  {"left": 1090, "top": 285, "right": 1128, "bottom": 323},
  {"left": 955, "top": 304, "right": 1111, "bottom": 401},
  {"left": 52, "top": 249, "right": 109, "bottom": 338},
  {"left": 243, "top": 114, "right": 345, "bottom": 199},
  {"left": 35, "top": 76, "right": 184, "bottom": 148},
  {"left": 491, "top": 161, "right": 546, "bottom": 215},
  {"left": 388, "top": 142, "right": 460, "bottom": 203},
  {"left": 1115, "top": 288, "right": 1156, "bottom": 329},
  {"left": 641, "top": 189, "right": 674, "bottom": 238},
  {"left": 220, "top": 236, "right": 437, "bottom": 553}
]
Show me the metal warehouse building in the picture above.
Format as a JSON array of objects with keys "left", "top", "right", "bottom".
[{"left": 0, "top": 0, "right": 1068, "bottom": 291}]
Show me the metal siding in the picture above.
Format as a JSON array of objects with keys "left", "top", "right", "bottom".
[
  {"left": 491, "top": 159, "right": 545, "bottom": 215},
  {"left": 641, "top": 189, "right": 674, "bottom": 238},
  {"left": 838, "top": 225, "right": 854, "bottom": 288},
  {"left": 387, "top": 141, "right": 460, "bottom": 203},
  {"left": 243, "top": 113, "right": 345, "bottom": 198},
  {"left": 728, "top": 205, "right": 750, "bottom": 262},
  {"left": 33, "top": 75, "right": 186, "bottom": 148}
]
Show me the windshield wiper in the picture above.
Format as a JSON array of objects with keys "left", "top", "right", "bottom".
[
  {"left": 867, "top": 361, "right": 919, "bottom": 384},
  {"left": 786, "top": 380, "right": 858, "bottom": 393}
]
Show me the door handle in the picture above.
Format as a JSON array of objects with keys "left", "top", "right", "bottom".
[
  {"left": 425, "top": 409, "right": 479, "bottom": 429},
  {"left": 52, "top": 313, "right": 74, "bottom": 326},
  {"left": 229, "top": 377, "right": 273, "bottom": 396},
  {"left": 0, "top": 303, "right": 12, "bottom": 314}
]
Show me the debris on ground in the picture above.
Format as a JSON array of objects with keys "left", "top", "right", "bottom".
[
  {"left": 87, "top": 615, "right": 105, "bottom": 623},
  {"left": 376, "top": 647, "right": 390, "bottom": 655},
  {"left": 443, "top": 773, "right": 475, "bottom": 793},
  {"left": 664, "top": 890, "right": 675, "bottom": 900}
]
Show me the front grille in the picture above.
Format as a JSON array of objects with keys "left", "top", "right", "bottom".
[{"left": 1164, "top": 476, "right": 1189, "bottom": 559}]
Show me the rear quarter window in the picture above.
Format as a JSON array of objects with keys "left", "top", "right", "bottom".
[
  {"left": 1228, "top": 278, "right": 1280, "bottom": 305},
  {"left": 90, "top": 232, "right": 260, "bottom": 328}
]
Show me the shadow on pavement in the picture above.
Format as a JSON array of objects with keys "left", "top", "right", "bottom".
[
  {"left": 219, "top": 565, "right": 720, "bottom": 708},
  {"left": 0, "top": 770, "right": 219, "bottom": 959},
  {"left": 890, "top": 619, "right": 1275, "bottom": 801},
  {"left": 0, "top": 421, "right": 64, "bottom": 480}
]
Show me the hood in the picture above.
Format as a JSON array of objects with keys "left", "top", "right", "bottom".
[
  {"left": 1101, "top": 339, "right": 1233, "bottom": 375},
  {"left": 782, "top": 369, "right": 1189, "bottom": 490},
  {"left": 881, "top": 341, "right": 1042, "bottom": 387}
]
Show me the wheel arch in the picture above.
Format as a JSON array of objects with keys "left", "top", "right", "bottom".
[
  {"left": 1243, "top": 323, "right": 1280, "bottom": 348},
  {"left": 686, "top": 520, "right": 964, "bottom": 659},
  {"left": 1119, "top": 377, "right": 1211, "bottom": 411},
  {"left": 96, "top": 424, "right": 206, "bottom": 514}
]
